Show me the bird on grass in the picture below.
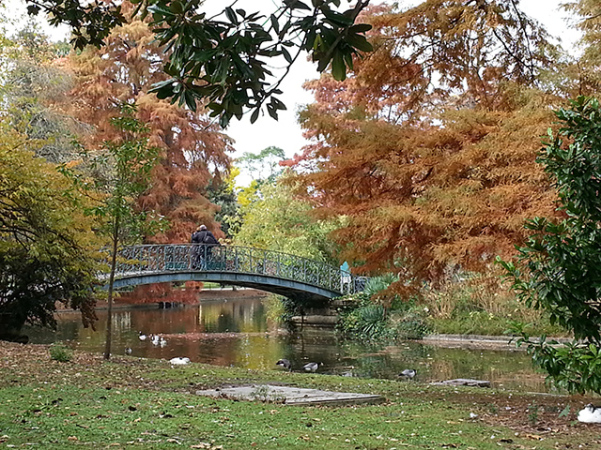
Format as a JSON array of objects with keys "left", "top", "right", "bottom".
[
  {"left": 303, "top": 362, "right": 322, "bottom": 373},
  {"left": 398, "top": 369, "right": 417, "bottom": 379},
  {"left": 125, "top": 347, "right": 132, "bottom": 355},
  {"left": 578, "top": 404, "right": 601, "bottom": 423},
  {"left": 276, "top": 359, "right": 292, "bottom": 371},
  {"left": 169, "top": 357, "right": 190, "bottom": 366},
  {"left": 138, "top": 332, "right": 147, "bottom": 341}
]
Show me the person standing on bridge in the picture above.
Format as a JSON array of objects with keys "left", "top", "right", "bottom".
[{"left": 191, "top": 225, "right": 220, "bottom": 269}]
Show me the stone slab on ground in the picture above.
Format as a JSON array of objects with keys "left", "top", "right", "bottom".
[
  {"left": 430, "top": 378, "right": 491, "bottom": 388},
  {"left": 195, "top": 384, "right": 385, "bottom": 406}
]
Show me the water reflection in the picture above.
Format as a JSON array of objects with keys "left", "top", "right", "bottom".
[{"left": 25, "top": 296, "right": 549, "bottom": 393}]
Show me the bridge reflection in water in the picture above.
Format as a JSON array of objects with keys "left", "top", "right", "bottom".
[{"left": 108, "top": 244, "right": 365, "bottom": 302}]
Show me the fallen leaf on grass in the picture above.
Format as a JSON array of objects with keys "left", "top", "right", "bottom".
[{"left": 525, "top": 434, "right": 543, "bottom": 440}]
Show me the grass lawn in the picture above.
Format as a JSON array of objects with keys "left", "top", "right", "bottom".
[{"left": 0, "top": 341, "right": 598, "bottom": 449}]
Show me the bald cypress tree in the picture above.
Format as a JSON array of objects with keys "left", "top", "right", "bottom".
[
  {"left": 289, "top": 1, "right": 565, "bottom": 293},
  {"left": 61, "top": 1, "right": 233, "bottom": 242}
]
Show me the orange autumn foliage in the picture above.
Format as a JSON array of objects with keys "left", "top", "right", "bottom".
[
  {"left": 288, "top": 1, "right": 569, "bottom": 289},
  {"left": 58, "top": 1, "right": 233, "bottom": 243}
]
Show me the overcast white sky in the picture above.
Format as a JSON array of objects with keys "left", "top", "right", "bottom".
[{"left": 5, "top": 0, "right": 584, "bottom": 185}]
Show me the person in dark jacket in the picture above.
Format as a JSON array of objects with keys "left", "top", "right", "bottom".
[{"left": 191, "top": 225, "right": 220, "bottom": 269}]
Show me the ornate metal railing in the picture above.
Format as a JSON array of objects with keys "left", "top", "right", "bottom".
[{"left": 112, "top": 244, "right": 363, "bottom": 295}]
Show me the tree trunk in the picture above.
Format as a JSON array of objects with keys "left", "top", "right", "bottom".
[{"left": 104, "top": 218, "right": 120, "bottom": 360}]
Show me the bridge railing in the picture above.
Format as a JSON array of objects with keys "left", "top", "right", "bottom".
[{"left": 114, "top": 244, "right": 362, "bottom": 295}]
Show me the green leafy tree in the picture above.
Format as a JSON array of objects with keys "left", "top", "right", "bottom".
[
  {"left": 234, "top": 175, "right": 338, "bottom": 263},
  {"left": 100, "top": 106, "right": 162, "bottom": 360},
  {"left": 63, "top": 104, "right": 162, "bottom": 359},
  {"left": 1, "top": 21, "right": 81, "bottom": 163},
  {"left": 500, "top": 96, "right": 601, "bottom": 395},
  {"left": 205, "top": 168, "right": 242, "bottom": 240},
  {"left": 0, "top": 123, "right": 99, "bottom": 342},
  {"left": 23, "top": 0, "right": 372, "bottom": 125},
  {"left": 237, "top": 146, "right": 286, "bottom": 183}
]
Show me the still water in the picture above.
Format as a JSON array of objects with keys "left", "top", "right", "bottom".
[{"left": 26, "top": 295, "right": 550, "bottom": 393}]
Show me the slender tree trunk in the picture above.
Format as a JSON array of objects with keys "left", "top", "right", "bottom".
[{"left": 104, "top": 217, "right": 120, "bottom": 360}]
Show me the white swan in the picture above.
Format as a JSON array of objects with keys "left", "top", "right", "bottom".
[
  {"left": 169, "top": 357, "right": 190, "bottom": 365},
  {"left": 151, "top": 335, "right": 167, "bottom": 346},
  {"left": 578, "top": 404, "right": 601, "bottom": 423}
]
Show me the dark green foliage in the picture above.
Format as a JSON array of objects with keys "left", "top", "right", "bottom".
[
  {"left": 49, "top": 343, "right": 73, "bottom": 362},
  {"left": 348, "top": 303, "right": 389, "bottom": 340},
  {"left": 500, "top": 96, "right": 601, "bottom": 395},
  {"left": 205, "top": 180, "right": 241, "bottom": 239},
  {"left": 337, "top": 286, "right": 431, "bottom": 342},
  {"left": 25, "top": 0, "right": 372, "bottom": 126},
  {"left": 0, "top": 246, "right": 96, "bottom": 339}
]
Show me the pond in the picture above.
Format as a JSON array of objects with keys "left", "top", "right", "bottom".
[{"left": 25, "top": 292, "right": 551, "bottom": 393}]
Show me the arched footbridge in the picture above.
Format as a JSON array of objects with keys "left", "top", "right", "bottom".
[{"left": 107, "top": 244, "right": 365, "bottom": 302}]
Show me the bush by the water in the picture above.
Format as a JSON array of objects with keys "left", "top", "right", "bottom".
[
  {"left": 337, "top": 275, "right": 431, "bottom": 342},
  {"left": 336, "top": 269, "right": 564, "bottom": 342}
]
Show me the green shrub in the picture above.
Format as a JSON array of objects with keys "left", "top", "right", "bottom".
[
  {"left": 392, "top": 311, "right": 431, "bottom": 340},
  {"left": 363, "top": 273, "right": 398, "bottom": 298},
  {"left": 338, "top": 302, "right": 392, "bottom": 342},
  {"left": 49, "top": 343, "right": 72, "bottom": 362}
]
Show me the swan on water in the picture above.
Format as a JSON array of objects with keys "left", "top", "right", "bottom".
[{"left": 152, "top": 335, "right": 167, "bottom": 346}]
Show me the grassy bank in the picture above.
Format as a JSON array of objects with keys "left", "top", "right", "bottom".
[
  {"left": 330, "top": 271, "right": 568, "bottom": 344},
  {"left": 0, "top": 341, "right": 598, "bottom": 449}
]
